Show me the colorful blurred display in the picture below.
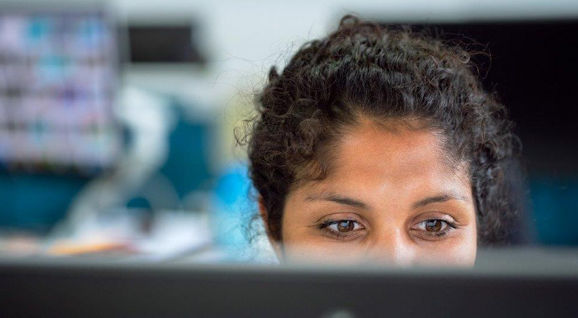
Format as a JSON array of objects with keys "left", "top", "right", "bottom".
[{"left": 0, "top": 9, "right": 119, "bottom": 173}]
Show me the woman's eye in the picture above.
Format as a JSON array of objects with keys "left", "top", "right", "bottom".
[
  {"left": 319, "top": 219, "right": 365, "bottom": 239},
  {"left": 414, "top": 219, "right": 456, "bottom": 237},
  {"left": 328, "top": 220, "right": 362, "bottom": 233}
]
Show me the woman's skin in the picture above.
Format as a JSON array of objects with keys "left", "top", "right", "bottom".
[{"left": 263, "top": 117, "right": 478, "bottom": 266}]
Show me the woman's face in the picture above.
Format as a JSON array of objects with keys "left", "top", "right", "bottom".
[{"left": 274, "top": 119, "right": 477, "bottom": 266}]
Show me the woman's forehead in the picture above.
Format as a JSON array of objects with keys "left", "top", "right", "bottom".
[
  {"left": 294, "top": 120, "right": 471, "bottom": 201},
  {"left": 337, "top": 120, "right": 457, "bottom": 172}
]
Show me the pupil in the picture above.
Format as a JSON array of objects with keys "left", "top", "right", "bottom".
[
  {"left": 425, "top": 220, "right": 442, "bottom": 232},
  {"left": 337, "top": 220, "right": 354, "bottom": 232}
]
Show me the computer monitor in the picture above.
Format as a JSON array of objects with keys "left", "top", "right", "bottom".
[
  {"left": 0, "top": 6, "right": 119, "bottom": 174},
  {"left": 0, "top": 252, "right": 577, "bottom": 317}
]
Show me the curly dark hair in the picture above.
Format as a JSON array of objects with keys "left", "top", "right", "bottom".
[{"left": 243, "top": 15, "right": 522, "bottom": 246}]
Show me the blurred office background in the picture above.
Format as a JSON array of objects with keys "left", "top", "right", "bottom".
[{"left": 0, "top": 0, "right": 577, "bottom": 260}]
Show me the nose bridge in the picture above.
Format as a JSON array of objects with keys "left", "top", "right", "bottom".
[{"left": 369, "top": 223, "right": 416, "bottom": 266}]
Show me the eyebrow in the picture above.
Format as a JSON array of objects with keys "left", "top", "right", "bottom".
[
  {"left": 411, "top": 193, "right": 469, "bottom": 209},
  {"left": 305, "top": 192, "right": 468, "bottom": 210},
  {"left": 305, "top": 193, "right": 368, "bottom": 209}
]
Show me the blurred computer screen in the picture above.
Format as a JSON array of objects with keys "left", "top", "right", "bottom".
[{"left": 0, "top": 7, "right": 119, "bottom": 174}]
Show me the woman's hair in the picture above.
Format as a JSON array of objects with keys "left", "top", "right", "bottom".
[{"left": 242, "top": 15, "right": 522, "bottom": 246}]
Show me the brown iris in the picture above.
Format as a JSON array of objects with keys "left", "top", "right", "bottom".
[
  {"left": 425, "top": 220, "right": 443, "bottom": 232},
  {"left": 337, "top": 220, "right": 355, "bottom": 232}
]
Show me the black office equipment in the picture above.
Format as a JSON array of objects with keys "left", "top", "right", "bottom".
[{"left": 1, "top": 252, "right": 577, "bottom": 318}]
